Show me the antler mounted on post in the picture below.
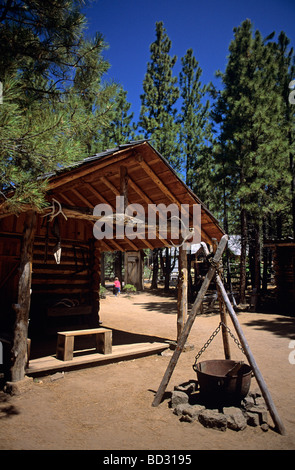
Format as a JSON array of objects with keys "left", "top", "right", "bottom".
[{"left": 42, "top": 198, "right": 68, "bottom": 222}]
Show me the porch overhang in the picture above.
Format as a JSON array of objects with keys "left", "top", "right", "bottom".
[{"left": 43, "top": 140, "right": 224, "bottom": 249}]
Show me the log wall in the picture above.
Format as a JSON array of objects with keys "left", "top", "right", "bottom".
[
  {"left": 273, "top": 245, "right": 295, "bottom": 310},
  {"left": 0, "top": 212, "right": 101, "bottom": 337}
]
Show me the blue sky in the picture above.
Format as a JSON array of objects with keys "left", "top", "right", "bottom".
[{"left": 83, "top": 0, "right": 295, "bottom": 122}]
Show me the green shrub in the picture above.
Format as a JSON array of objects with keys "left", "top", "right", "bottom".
[
  {"left": 99, "top": 286, "right": 107, "bottom": 298},
  {"left": 123, "top": 284, "right": 137, "bottom": 293}
]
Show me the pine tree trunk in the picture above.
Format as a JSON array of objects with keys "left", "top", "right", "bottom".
[
  {"left": 262, "top": 220, "right": 269, "bottom": 293},
  {"left": 223, "top": 181, "right": 232, "bottom": 291},
  {"left": 239, "top": 208, "right": 247, "bottom": 304},
  {"left": 248, "top": 224, "right": 255, "bottom": 288},
  {"left": 10, "top": 210, "right": 36, "bottom": 382},
  {"left": 253, "top": 223, "right": 261, "bottom": 291},
  {"left": 151, "top": 248, "right": 159, "bottom": 289},
  {"left": 276, "top": 213, "right": 283, "bottom": 239},
  {"left": 114, "top": 251, "right": 123, "bottom": 285},
  {"left": 290, "top": 151, "right": 295, "bottom": 238},
  {"left": 177, "top": 245, "right": 187, "bottom": 339},
  {"left": 248, "top": 222, "right": 261, "bottom": 292},
  {"left": 89, "top": 239, "right": 101, "bottom": 327},
  {"left": 160, "top": 247, "right": 171, "bottom": 292}
]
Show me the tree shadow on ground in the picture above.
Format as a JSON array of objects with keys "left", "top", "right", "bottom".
[
  {"left": 107, "top": 328, "right": 172, "bottom": 346},
  {"left": 133, "top": 300, "right": 178, "bottom": 315},
  {"left": 133, "top": 288, "right": 221, "bottom": 316},
  {"left": 0, "top": 391, "right": 20, "bottom": 419},
  {"left": 132, "top": 288, "right": 178, "bottom": 315},
  {"left": 244, "top": 316, "right": 295, "bottom": 340}
]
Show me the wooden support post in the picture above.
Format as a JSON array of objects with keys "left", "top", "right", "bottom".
[
  {"left": 120, "top": 165, "right": 128, "bottom": 210},
  {"left": 217, "top": 289, "right": 231, "bottom": 360},
  {"left": 95, "top": 330, "right": 112, "bottom": 354},
  {"left": 215, "top": 275, "right": 286, "bottom": 435},
  {"left": 152, "top": 235, "right": 228, "bottom": 407},
  {"left": 11, "top": 210, "right": 37, "bottom": 382},
  {"left": 90, "top": 239, "right": 101, "bottom": 327},
  {"left": 56, "top": 334, "right": 74, "bottom": 361},
  {"left": 210, "top": 240, "right": 231, "bottom": 360},
  {"left": 177, "top": 245, "right": 188, "bottom": 339}
]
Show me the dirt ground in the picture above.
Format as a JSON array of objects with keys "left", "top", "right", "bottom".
[{"left": 1, "top": 288, "right": 295, "bottom": 451}]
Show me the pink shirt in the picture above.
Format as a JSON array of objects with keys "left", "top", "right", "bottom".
[{"left": 114, "top": 280, "right": 121, "bottom": 288}]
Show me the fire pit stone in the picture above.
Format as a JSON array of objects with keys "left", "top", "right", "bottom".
[{"left": 170, "top": 381, "right": 269, "bottom": 432}]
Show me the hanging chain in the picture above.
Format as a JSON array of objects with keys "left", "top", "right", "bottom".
[
  {"left": 193, "top": 247, "right": 244, "bottom": 371},
  {"left": 193, "top": 321, "right": 245, "bottom": 371}
]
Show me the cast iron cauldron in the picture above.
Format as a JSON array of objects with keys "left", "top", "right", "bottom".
[{"left": 194, "top": 359, "right": 252, "bottom": 404}]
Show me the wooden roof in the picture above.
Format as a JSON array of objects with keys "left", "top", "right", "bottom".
[
  {"left": 2, "top": 141, "right": 224, "bottom": 251},
  {"left": 47, "top": 141, "right": 224, "bottom": 250}
]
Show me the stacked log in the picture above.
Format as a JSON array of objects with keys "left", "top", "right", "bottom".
[{"left": 273, "top": 245, "right": 295, "bottom": 309}]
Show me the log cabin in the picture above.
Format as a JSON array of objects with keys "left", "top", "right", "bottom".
[
  {"left": 264, "top": 239, "right": 295, "bottom": 313},
  {"left": 0, "top": 140, "right": 224, "bottom": 381}
]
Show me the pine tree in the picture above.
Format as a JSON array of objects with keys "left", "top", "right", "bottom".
[
  {"left": 68, "top": 32, "right": 118, "bottom": 156},
  {"left": 98, "top": 87, "right": 136, "bottom": 150},
  {"left": 0, "top": 1, "right": 117, "bottom": 211},
  {"left": 138, "top": 21, "right": 180, "bottom": 170},
  {"left": 0, "top": 1, "right": 86, "bottom": 100},
  {"left": 178, "top": 48, "right": 214, "bottom": 203},
  {"left": 276, "top": 32, "right": 295, "bottom": 238},
  {"left": 213, "top": 20, "right": 291, "bottom": 301},
  {"left": 138, "top": 21, "right": 180, "bottom": 290},
  {"left": 0, "top": 77, "right": 79, "bottom": 211}
]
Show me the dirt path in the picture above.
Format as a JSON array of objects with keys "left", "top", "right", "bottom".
[{"left": 1, "top": 290, "right": 295, "bottom": 450}]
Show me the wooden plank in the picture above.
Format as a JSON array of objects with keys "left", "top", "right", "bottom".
[
  {"left": 56, "top": 328, "right": 112, "bottom": 360},
  {"left": 32, "top": 285, "right": 91, "bottom": 294},
  {"left": 98, "top": 170, "right": 142, "bottom": 251},
  {"left": 58, "top": 328, "right": 111, "bottom": 336},
  {"left": 48, "top": 149, "right": 134, "bottom": 190},
  {"left": 85, "top": 182, "right": 110, "bottom": 206},
  {"left": 152, "top": 235, "right": 228, "bottom": 407},
  {"left": 27, "top": 342, "right": 170, "bottom": 375},
  {"left": 33, "top": 264, "right": 89, "bottom": 273},
  {"left": 138, "top": 159, "right": 183, "bottom": 208},
  {"left": 0, "top": 262, "right": 18, "bottom": 289},
  {"left": 87, "top": 180, "right": 139, "bottom": 252},
  {"left": 33, "top": 277, "right": 89, "bottom": 285},
  {"left": 56, "top": 334, "right": 74, "bottom": 361},
  {"left": 95, "top": 330, "right": 112, "bottom": 354},
  {"left": 101, "top": 176, "right": 120, "bottom": 196},
  {"left": 71, "top": 188, "right": 93, "bottom": 208},
  {"left": 128, "top": 178, "right": 168, "bottom": 249},
  {"left": 47, "top": 306, "right": 92, "bottom": 317}
]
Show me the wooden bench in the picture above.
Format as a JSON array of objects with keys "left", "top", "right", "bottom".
[{"left": 56, "top": 328, "right": 112, "bottom": 361}]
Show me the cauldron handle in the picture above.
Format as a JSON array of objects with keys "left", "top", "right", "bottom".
[{"left": 225, "top": 361, "right": 244, "bottom": 377}]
